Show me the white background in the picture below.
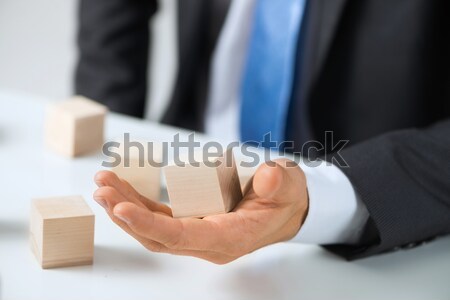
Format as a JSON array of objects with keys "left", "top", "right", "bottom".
[{"left": 0, "top": 0, "right": 177, "bottom": 121}]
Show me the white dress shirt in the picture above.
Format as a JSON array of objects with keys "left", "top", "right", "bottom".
[{"left": 205, "top": 0, "right": 369, "bottom": 245}]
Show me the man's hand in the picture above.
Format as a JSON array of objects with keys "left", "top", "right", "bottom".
[{"left": 93, "top": 159, "right": 308, "bottom": 264}]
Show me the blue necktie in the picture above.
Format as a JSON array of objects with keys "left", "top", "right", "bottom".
[{"left": 240, "top": 0, "right": 307, "bottom": 148}]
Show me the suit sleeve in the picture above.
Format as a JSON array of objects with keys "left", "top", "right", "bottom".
[
  {"left": 75, "top": 0, "right": 157, "bottom": 118},
  {"left": 325, "top": 119, "right": 450, "bottom": 260}
]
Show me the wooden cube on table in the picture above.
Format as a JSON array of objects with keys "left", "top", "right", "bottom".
[
  {"left": 30, "top": 196, "right": 95, "bottom": 269},
  {"left": 45, "top": 96, "right": 107, "bottom": 157},
  {"left": 164, "top": 148, "right": 243, "bottom": 218},
  {"left": 111, "top": 142, "right": 162, "bottom": 201}
]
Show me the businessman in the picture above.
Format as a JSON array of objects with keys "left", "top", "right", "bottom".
[{"left": 78, "top": 0, "right": 450, "bottom": 263}]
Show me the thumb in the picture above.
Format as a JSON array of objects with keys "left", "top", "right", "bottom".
[{"left": 253, "top": 159, "right": 305, "bottom": 202}]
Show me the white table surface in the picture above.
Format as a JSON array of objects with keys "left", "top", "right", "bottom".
[{"left": 0, "top": 89, "right": 449, "bottom": 300}]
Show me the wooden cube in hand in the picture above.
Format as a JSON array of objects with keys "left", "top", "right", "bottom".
[{"left": 164, "top": 148, "right": 243, "bottom": 218}]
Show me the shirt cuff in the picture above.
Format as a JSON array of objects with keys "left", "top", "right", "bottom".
[{"left": 290, "top": 161, "right": 369, "bottom": 245}]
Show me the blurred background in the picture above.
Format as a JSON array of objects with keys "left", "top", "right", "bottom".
[{"left": 0, "top": 0, "right": 177, "bottom": 122}]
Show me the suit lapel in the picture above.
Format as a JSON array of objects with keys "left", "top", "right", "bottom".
[{"left": 286, "top": 0, "right": 349, "bottom": 145}]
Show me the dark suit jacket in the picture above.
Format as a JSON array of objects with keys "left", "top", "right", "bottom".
[
  {"left": 75, "top": 0, "right": 450, "bottom": 260},
  {"left": 75, "top": 0, "right": 230, "bottom": 129}
]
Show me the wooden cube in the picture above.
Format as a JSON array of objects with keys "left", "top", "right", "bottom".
[
  {"left": 164, "top": 148, "right": 243, "bottom": 218},
  {"left": 111, "top": 141, "right": 162, "bottom": 201},
  {"left": 45, "top": 96, "right": 107, "bottom": 157},
  {"left": 30, "top": 196, "right": 95, "bottom": 269}
]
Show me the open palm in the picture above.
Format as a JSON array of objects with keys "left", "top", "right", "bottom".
[{"left": 93, "top": 159, "right": 308, "bottom": 264}]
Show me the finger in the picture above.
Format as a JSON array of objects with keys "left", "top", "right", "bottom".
[
  {"left": 163, "top": 248, "right": 239, "bottom": 265},
  {"left": 94, "top": 170, "right": 147, "bottom": 206},
  {"left": 92, "top": 186, "right": 169, "bottom": 251},
  {"left": 102, "top": 200, "right": 238, "bottom": 263},
  {"left": 138, "top": 237, "right": 239, "bottom": 264},
  {"left": 142, "top": 240, "right": 238, "bottom": 264},
  {"left": 253, "top": 163, "right": 283, "bottom": 199},
  {"left": 94, "top": 170, "right": 171, "bottom": 214},
  {"left": 94, "top": 171, "right": 146, "bottom": 209},
  {"left": 93, "top": 185, "right": 176, "bottom": 249},
  {"left": 253, "top": 159, "right": 305, "bottom": 204},
  {"left": 93, "top": 185, "right": 174, "bottom": 253},
  {"left": 93, "top": 186, "right": 131, "bottom": 211},
  {"left": 94, "top": 191, "right": 238, "bottom": 262},
  {"left": 112, "top": 202, "right": 232, "bottom": 252},
  {"left": 119, "top": 178, "right": 172, "bottom": 215},
  {"left": 104, "top": 203, "right": 172, "bottom": 253}
]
